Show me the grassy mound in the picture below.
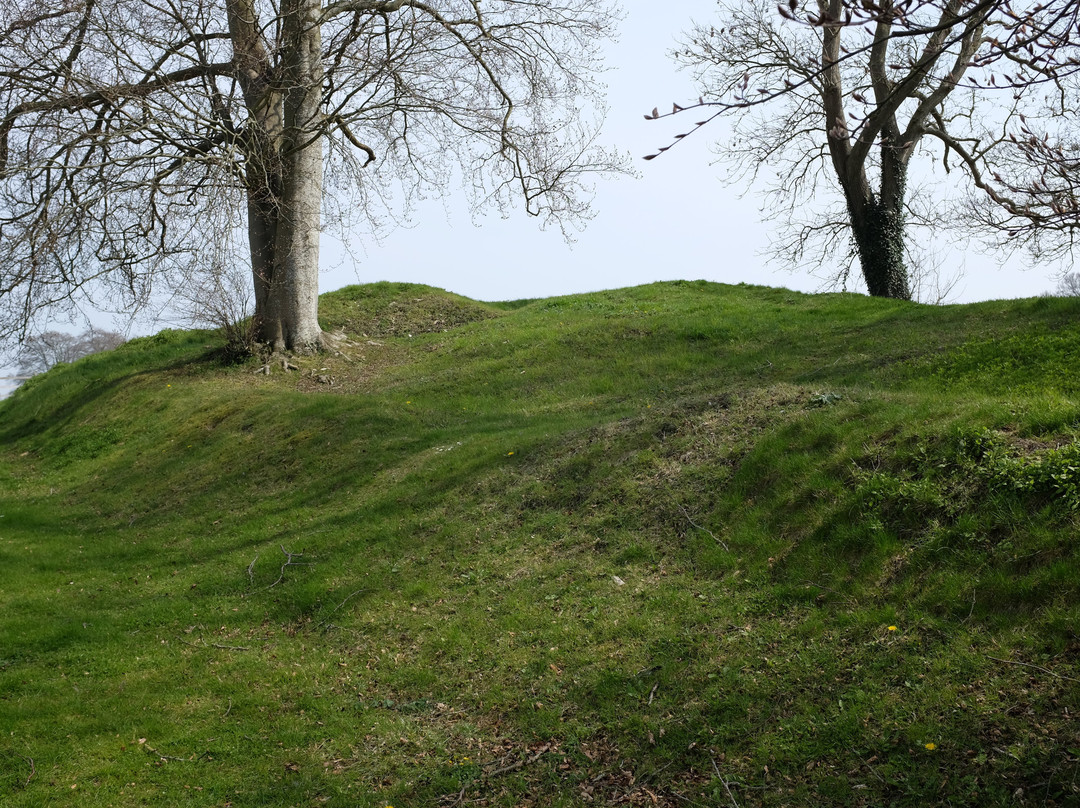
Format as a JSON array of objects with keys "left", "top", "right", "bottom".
[
  {"left": 0, "top": 281, "right": 1078, "bottom": 807},
  {"left": 318, "top": 281, "right": 501, "bottom": 337}
]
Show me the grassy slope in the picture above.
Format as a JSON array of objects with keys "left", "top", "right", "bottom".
[{"left": 1, "top": 280, "right": 1078, "bottom": 807}]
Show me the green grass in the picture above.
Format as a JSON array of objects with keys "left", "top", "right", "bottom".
[{"left": 1, "top": 281, "right": 1078, "bottom": 806}]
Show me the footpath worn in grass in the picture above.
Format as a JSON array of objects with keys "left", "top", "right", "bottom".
[{"left": 0, "top": 280, "right": 1078, "bottom": 807}]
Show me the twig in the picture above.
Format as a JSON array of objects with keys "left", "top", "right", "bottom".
[
  {"left": 986, "top": 655, "right": 1080, "bottom": 684},
  {"left": 142, "top": 742, "right": 188, "bottom": 762},
  {"left": 712, "top": 757, "right": 740, "bottom": 808},
  {"left": 794, "top": 357, "right": 843, "bottom": 381},
  {"left": 444, "top": 742, "right": 558, "bottom": 803},
  {"left": 267, "top": 545, "right": 313, "bottom": 589},
  {"left": 640, "top": 760, "right": 675, "bottom": 784},
  {"left": 19, "top": 755, "right": 34, "bottom": 786},
  {"left": 801, "top": 580, "right": 857, "bottom": 607},
  {"left": 317, "top": 588, "right": 370, "bottom": 629},
  {"left": 223, "top": 698, "right": 233, "bottom": 718},
  {"left": 855, "top": 751, "right": 887, "bottom": 784},
  {"left": 962, "top": 587, "right": 977, "bottom": 623},
  {"left": 441, "top": 785, "right": 467, "bottom": 808},
  {"left": 487, "top": 743, "right": 551, "bottom": 777},
  {"left": 648, "top": 682, "right": 659, "bottom": 706},
  {"left": 247, "top": 554, "right": 258, "bottom": 587},
  {"left": 675, "top": 502, "right": 729, "bottom": 551}
]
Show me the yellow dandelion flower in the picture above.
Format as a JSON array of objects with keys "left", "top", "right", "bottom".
[
  {"left": 507, "top": 451, "right": 514, "bottom": 456},
  {"left": 925, "top": 742, "right": 936, "bottom": 751},
  {"left": 887, "top": 625, "right": 898, "bottom": 632}
]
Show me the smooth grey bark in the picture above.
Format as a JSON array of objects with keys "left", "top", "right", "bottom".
[
  {"left": 259, "top": 0, "right": 325, "bottom": 351},
  {"left": 225, "top": 0, "right": 323, "bottom": 350},
  {"left": 228, "top": 0, "right": 323, "bottom": 351}
]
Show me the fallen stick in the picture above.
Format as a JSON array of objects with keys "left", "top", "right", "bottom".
[{"left": 987, "top": 655, "right": 1080, "bottom": 684}]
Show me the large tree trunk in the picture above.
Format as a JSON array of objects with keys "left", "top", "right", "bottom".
[
  {"left": 256, "top": 0, "right": 324, "bottom": 352},
  {"left": 247, "top": 194, "right": 276, "bottom": 319},
  {"left": 821, "top": 0, "right": 913, "bottom": 301},
  {"left": 848, "top": 195, "right": 911, "bottom": 300},
  {"left": 257, "top": 157, "right": 324, "bottom": 352},
  {"left": 229, "top": 0, "right": 324, "bottom": 352}
]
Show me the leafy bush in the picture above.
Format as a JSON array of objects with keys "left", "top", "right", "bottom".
[{"left": 953, "top": 428, "right": 1080, "bottom": 509}]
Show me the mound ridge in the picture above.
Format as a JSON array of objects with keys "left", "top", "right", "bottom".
[{"left": 318, "top": 281, "right": 501, "bottom": 338}]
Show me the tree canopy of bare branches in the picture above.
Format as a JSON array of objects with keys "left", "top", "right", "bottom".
[
  {"left": 0, "top": 0, "right": 624, "bottom": 351},
  {"left": 653, "top": 0, "right": 1080, "bottom": 300}
]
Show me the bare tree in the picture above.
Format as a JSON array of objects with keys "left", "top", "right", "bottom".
[
  {"left": 1052, "top": 271, "right": 1080, "bottom": 297},
  {"left": 0, "top": 0, "right": 624, "bottom": 352},
  {"left": 16, "top": 328, "right": 125, "bottom": 377},
  {"left": 649, "top": 0, "right": 1080, "bottom": 300}
]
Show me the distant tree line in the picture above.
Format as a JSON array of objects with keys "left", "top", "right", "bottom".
[
  {"left": 14, "top": 330, "right": 125, "bottom": 380},
  {"left": 1053, "top": 273, "right": 1080, "bottom": 298}
]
